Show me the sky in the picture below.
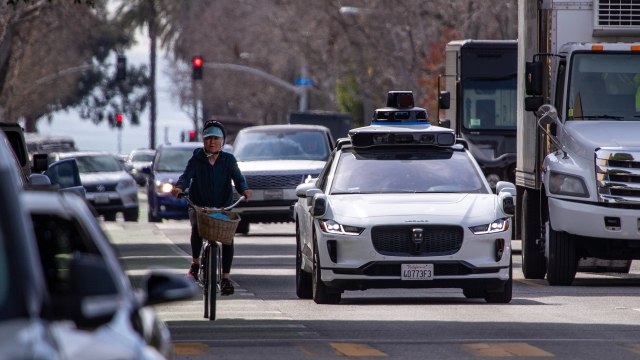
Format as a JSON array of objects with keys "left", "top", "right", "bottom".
[{"left": 33, "top": 30, "right": 193, "bottom": 155}]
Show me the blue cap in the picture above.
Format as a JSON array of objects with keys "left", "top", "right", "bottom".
[{"left": 203, "top": 126, "right": 224, "bottom": 139}]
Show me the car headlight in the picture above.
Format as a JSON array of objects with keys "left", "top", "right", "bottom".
[
  {"left": 117, "top": 179, "right": 136, "bottom": 189},
  {"left": 469, "top": 218, "right": 510, "bottom": 234},
  {"left": 319, "top": 220, "right": 364, "bottom": 236},
  {"left": 549, "top": 171, "right": 589, "bottom": 197},
  {"left": 155, "top": 181, "right": 174, "bottom": 193},
  {"left": 130, "top": 168, "right": 138, "bottom": 174}
]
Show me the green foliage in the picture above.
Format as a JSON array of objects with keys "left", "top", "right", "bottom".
[
  {"left": 76, "top": 59, "right": 150, "bottom": 129},
  {"left": 335, "top": 74, "right": 364, "bottom": 127}
]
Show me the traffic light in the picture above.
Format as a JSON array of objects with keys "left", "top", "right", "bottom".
[
  {"left": 116, "top": 114, "right": 123, "bottom": 129},
  {"left": 192, "top": 56, "right": 203, "bottom": 80},
  {"left": 116, "top": 54, "right": 127, "bottom": 81},
  {"left": 188, "top": 131, "right": 196, "bottom": 142}
]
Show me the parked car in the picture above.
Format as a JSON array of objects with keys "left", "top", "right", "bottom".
[
  {"left": 22, "top": 189, "right": 197, "bottom": 359},
  {"left": 231, "top": 124, "right": 333, "bottom": 233},
  {"left": 145, "top": 142, "right": 201, "bottom": 222},
  {"left": 126, "top": 149, "right": 156, "bottom": 186},
  {"left": 49, "top": 151, "right": 139, "bottom": 222}
]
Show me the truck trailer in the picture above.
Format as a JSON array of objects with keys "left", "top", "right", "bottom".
[
  {"left": 517, "top": 0, "right": 640, "bottom": 285},
  {"left": 439, "top": 40, "right": 518, "bottom": 190}
]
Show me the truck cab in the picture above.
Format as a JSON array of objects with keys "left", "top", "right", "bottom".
[{"left": 517, "top": 0, "right": 640, "bottom": 285}]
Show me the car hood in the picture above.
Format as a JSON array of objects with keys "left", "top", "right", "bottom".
[
  {"left": 0, "top": 319, "right": 56, "bottom": 359},
  {"left": 154, "top": 171, "right": 182, "bottom": 183},
  {"left": 329, "top": 193, "right": 497, "bottom": 220},
  {"left": 80, "top": 172, "right": 131, "bottom": 185},
  {"left": 238, "top": 160, "right": 326, "bottom": 173},
  {"left": 563, "top": 121, "right": 640, "bottom": 159}
]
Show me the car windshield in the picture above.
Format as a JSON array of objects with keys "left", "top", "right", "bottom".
[
  {"left": 462, "top": 76, "right": 517, "bottom": 130},
  {"left": 233, "top": 129, "right": 328, "bottom": 161},
  {"left": 131, "top": 153, "right": 154, "bottom": 162},
  {"left": 74, "top": 155, "right": 122, "bottom": 173},
  {"left": 331, "top": 149, "right": 488, "bottom": 194},
  {"left": 566, "top": 53, "right": 640, "bottom": 121},
  {"left": 156, "top": 148, "right": 195, "bottom": 172}
]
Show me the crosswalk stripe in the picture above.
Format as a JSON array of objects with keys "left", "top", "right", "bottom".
[
  {"left": 460, "top": 343, "right": 554, "bottom": 357},
  {"left": 329, "top": 343, "right": 388, "bottom": 357}
]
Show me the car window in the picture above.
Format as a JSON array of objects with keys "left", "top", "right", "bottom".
[
  {"left": 156, "top": 148, "right": 195, "bottom": 172},
  {"left": 31, "top": 214, "right": 103, "bottom": 296},
  {"left": 131, "top": 153, "right": 154, "bottom": 162},
  {"left": 330, "top": 149, "right": 488, "bottom": 194},
  {"left": 233, "top": 130, "right": 329, "bottom": 161},
  {"left": 74, "top": 155, "right": 122, "bottom": 173}
]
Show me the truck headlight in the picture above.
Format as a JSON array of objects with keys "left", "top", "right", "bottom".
[
  {"left": 469, "top": 218, "right": 510, "bottom": 234},
  {"left": 319, "top": 220, "right": 364, "bottom": 236},
  {"left": 549, "top": 171, "right": 589, "bottom": 198},
  {"left": 155, "top": 181, "right": 174, "bottom": 193}
]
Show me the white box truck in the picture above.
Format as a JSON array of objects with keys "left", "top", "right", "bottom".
[{"left": 517, "top": 0, "right": 640, "bottom": 285}]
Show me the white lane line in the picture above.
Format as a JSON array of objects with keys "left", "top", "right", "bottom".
[{"left": 173, "top": 337, "right": 640, "bottom": 344}]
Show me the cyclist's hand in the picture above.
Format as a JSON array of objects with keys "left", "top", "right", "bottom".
[
  {"left": 242, "top": 189, "right": 253, "bottom": 201},
  {"left": 170, "top": 188, "right": 183, "bottom": 199}
]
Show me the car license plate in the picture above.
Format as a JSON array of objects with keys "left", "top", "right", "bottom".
[
  {"left": 264, "top": 189, "right": 283, "bottom": 200},
  {"left": 401, "top": 264, "right": 433, "bottom": 280},
  {"left": 94, "top": 195, "right": 109, "bottom": 204}
]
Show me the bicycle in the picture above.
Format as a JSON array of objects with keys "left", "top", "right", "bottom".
[{"left": 180, "top": 194, "right": 245, "bottom": 320}]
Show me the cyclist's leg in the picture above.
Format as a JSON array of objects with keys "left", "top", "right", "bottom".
[
  {"left": 187, "top": 209, "right": 201, "bottom": 279},
  {"left": 220, "top": 239, "right": 234, "bottom": 295}
]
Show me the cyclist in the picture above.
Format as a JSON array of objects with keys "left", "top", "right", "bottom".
[{"left": 171, "top": 120, "right": 253, "bottom": 295}]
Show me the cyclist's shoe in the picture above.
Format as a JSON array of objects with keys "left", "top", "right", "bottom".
[
  {"left": 221, "top": 278, "right": 235, "bottom": 296},
  {"left": 186, "top": 263, "right": 199, "bottom": 281}
]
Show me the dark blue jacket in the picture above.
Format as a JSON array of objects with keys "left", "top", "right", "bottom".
[{"left": 175, "top": 148, "right": 249, "bottom": 208}]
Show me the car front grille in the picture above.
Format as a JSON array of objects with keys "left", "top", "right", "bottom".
[
  {"left": 371, "top": 225, "right": 463, "bottom": 256},
  {"left": 244, "top": 174, "right": 305, "bottom": 189},
  {"left": 85, "top": 183, "right": 118, "bottom": 192}
]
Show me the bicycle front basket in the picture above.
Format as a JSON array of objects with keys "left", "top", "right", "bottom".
[{"left": 196, "top": 208, "right": 240, "bottom": 245}]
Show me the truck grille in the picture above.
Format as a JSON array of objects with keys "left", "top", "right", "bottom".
[
  {"left": 595, "top": 148, "right": 640, "bottom": 204},
  {"left": 371, "top": 225, "right": 463, "bottom": 256},
  {"left": 597, "top": 0, "right": 640, "bottom": 27},
  {"left": 244, "top": 174, "right": 305, "bottom": 189}
]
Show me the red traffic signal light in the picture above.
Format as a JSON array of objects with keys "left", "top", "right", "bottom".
[
  {"left": 116, "top": 114, "right": 123, "bottom": 128},
  {"left": 188, "top": 131, "right": 196, "bottom": 141},
  {"left": 192, "top": 56, "right": 203, "bottom": 80}
]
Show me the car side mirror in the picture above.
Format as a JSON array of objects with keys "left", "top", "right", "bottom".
[
  {"left": 32, "top": 154, "right": 49, "bottom": 173},
  {"left": 438, "top": 91, "right": 450, "bottom": 109},
  {"left": 495, "top": 181, "right": 516, "bottom": 196},
  {"left": 125, "top": 164, "right": 134, "bottom": 172},
  {"left": 142, "top": 165, "right": 151, "bottom": 174},
  {"left": 306, "top": 189, "right": 322, "bottom": 206},
  {"left": 296, "top": 182, "right": 317, "bottom": 198},
  {"left": 499, "top": 192, "right": 515, "bottom": 216},
  {"left": 45, "top": 158, "right": 85, "bottom": 198},
  {"left": 142, "top": 271, "right": 198, "bottom": 306},
  {"left": 310, "top": 194, "right": 327, "bottom": 218}
]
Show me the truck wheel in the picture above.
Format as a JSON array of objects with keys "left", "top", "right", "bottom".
[
  {"left": 547, "top": 222, "right": 577, "bottom": 286},
  {"left": 296, "top": 223, "right": 313, "bottom": 299},
  {"left": 521, "top": 189, "right": 546, "bottom": 279},
  {"left": 484, "top": 260, "right": 513, "bottom": 304},
  {"left": 312, "top": 236, "right": 341, "bottom": 304}
]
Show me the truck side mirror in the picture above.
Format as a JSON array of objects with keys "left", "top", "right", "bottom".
[
  {"left": 525, "top": 97, "right": 544, "bottom": 112},
  {"left": 438, "top": 91, "right": 450, "bottom": 109},
  {"left": 525, "top": 61, "right": 543, "bottom": 96},
  {"left": 438, "top": 119, "right": 451, "bottom": 129},
  {"left": 537, "top": 104, "right": 559, "bottom": 126}
]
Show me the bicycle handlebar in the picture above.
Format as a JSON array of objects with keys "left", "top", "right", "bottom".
[{"left": 180, "top": 193, "right": 246, "bottom": 212}]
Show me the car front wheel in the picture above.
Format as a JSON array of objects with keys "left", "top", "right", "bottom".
[{"left": 296, "top": 223, "right": 312, "bottom": 299}]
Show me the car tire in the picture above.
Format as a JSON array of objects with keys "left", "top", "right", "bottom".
[
  {"left": 296, "top": 223, "right": 313, "bottom": 299},
  {"left": 484, "top": 260, "right": 513, "bottom": 304},
  {"left": 521, "top": 189, "right": 546, "bottom": 279},
  {"left": 103, "top": 212, "right": 117, "bottom": 222},
  {"left": 124, "top": 209, "right": 139, "bottom": 222},
  {"left": 462, "top": 288, "right": 484, "bottom": 299},
  {"left": 546, "top": 221, "right": 577, "bottom": 286},
  {"left": 312, "top": 235, "right": 341, "bottom": 304},
  {"left": 148, "top": 211, "right": 162, "bottom": 223},
  {"left": 235, "top": 219, "right": 250, "bottom": 234}
]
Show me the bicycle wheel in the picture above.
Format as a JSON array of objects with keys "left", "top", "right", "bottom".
[{"left": 207, "top": 241, "right": 218, "bottom": 320}]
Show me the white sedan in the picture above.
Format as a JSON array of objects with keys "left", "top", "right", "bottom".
[{"left": 293, "top": 124, "right": 516, "bottom": 304}]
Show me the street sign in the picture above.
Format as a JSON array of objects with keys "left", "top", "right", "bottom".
[{"left": 295, "top": 78, "right": 314, "bottom": 87}]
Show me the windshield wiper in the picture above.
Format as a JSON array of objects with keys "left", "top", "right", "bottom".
[{"left": 579, "top": 115, "right": 623, "bottom": 120}]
